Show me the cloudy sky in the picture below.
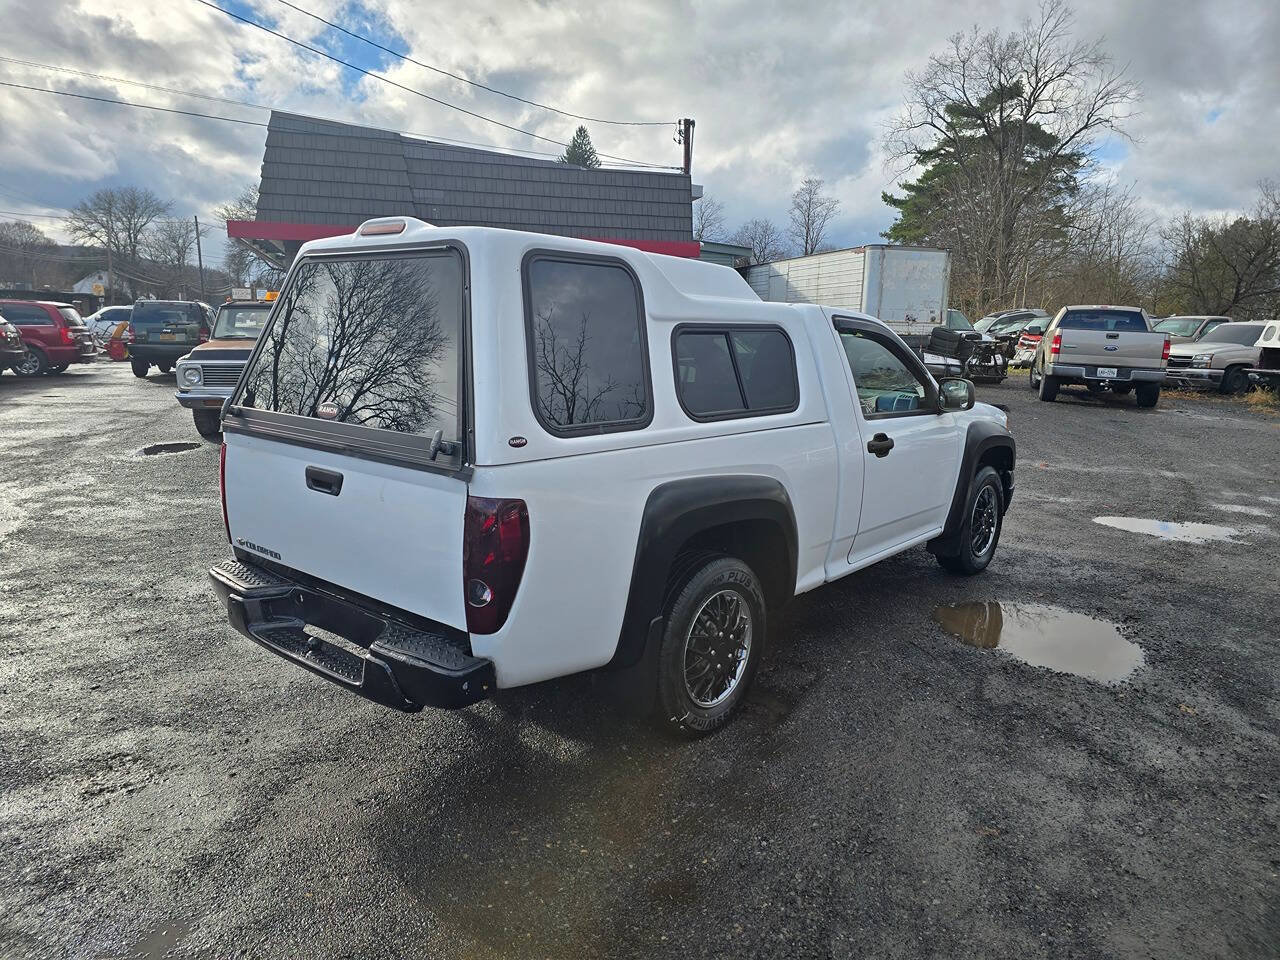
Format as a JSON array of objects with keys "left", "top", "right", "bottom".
[{"left": 1, "top": 0, "right": 1277, "bottom": 265}]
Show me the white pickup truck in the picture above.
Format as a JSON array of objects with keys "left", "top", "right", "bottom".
[
  {"left": 1028, "top": 305, "right": 1169, "bottom": 407},
  {"left": 210, "top": 219, "right": 1015, "bottom": 735}
]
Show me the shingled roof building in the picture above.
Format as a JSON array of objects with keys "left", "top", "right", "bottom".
[{"left": 229, "top": 112, "right": 709, "bottom": 266}]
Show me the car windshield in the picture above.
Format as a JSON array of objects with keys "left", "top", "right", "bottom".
[
  {"left": 213, "top": 305, "right": 271, "bottom": 339},
  {"left": 1201, "top": 324, "right": 1265, "bottom": 346},
  {"left": 1057, "top": 309, "right": 1148, "bottom": 332},
  {"left": 989, "top": 315, "right": 1030, "bottom": 334},
  {"left": 1154, "top": 317, "right": 1205, "bottom": 337},
  {"left": 945, "top": 310, "right": 973, "bottom": 331}
]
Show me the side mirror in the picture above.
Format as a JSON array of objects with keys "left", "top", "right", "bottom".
[
  {"left": 1026, "top": 324, "right": 1044, "bottom": 335},
  {"left": 938, "top": 377, "right": 976, "bottom": 411}
]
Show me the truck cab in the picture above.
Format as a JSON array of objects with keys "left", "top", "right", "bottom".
[{"left": 210, "top": 219, "right": 1013, "bottom": 735}]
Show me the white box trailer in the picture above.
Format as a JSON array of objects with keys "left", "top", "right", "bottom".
[{"left": 744, "top": 245, "right": 951, "bottom": 338}]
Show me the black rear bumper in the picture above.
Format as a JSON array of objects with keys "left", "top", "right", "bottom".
[{"left": 209, "top": 558, "right": 493, "bottom": 711}]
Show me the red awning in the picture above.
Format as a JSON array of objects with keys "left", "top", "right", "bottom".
[{"left": 226, "top": 220, "right": 700, "bottom": 260}]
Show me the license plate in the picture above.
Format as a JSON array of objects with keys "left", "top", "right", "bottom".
[
  {"left": 1096, "top": 367, "right": 1118, "bottom": 378},
  {"left": 158, "top": 332, "right": 176, "bottom": 341}
]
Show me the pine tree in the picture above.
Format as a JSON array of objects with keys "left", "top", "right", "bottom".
[{"left": 559, "top": 126, "right": 601, "bottom": 169}]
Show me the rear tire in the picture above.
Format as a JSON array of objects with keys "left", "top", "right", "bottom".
[
  {"left": 1219, "top": 365, "right": 1248, "bottom": 395},
  {"left": 1135, "top": 383, "right": 1160, "bottom": 408},
  {"left": 193, "top": 410, "right": 221, "bottom": 438},
  {"left": 936, "top": 466, "right": 1004, "bottom": 576},
  {"left": 1036, "top": 362, "right": 1059, "bottom": 402},
  {"left": 13, "top": 348, "right": 47, "bottom": 377},
  {"left": 131, "top": 358, "right": 150, "bottom": 378},
  {"left": 654, "top": 555, "right": 766, "bottom": 737}
]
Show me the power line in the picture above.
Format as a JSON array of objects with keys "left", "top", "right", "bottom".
[
  {"left": 190, "top": 0, "right": 674, "bottom": 169},
  {"left": 270, "top": 0, "right": 672, "bottom": 127},
  {"left": 0, "top": 208, "right": 69, "bottom": 221},
  {"left": 0, "top": 57, "right": 677, "bottom": 169},
  {"left": 0, "top": 80, "right": 268, "bottom": 128}
]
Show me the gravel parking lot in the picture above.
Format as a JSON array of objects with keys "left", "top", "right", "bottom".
[{"left": 1, "top": 362, "right": 1277, "bottom": 960}]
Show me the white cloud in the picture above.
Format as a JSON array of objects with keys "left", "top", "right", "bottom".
[{"left": 0, "top": 0, "right": 1276, "bottom": 261}]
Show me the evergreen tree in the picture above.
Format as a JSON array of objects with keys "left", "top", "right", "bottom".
[{"left": 559, "top": 125, "right": 601, "bottom": 169}]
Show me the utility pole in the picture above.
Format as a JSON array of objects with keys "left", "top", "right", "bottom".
[
  {"left": 106, "top": 247, "right": 113, "bottom": 306},
  {"left": 677, "top": 118, "right": 695, "bottom": 175},
  {"left": 193, "top": 215, "right": 207, "bottom": 302}
]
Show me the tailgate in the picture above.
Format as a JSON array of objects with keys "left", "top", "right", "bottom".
[
  {"left": 224, "top": 433, "right": 468, "bottom": 629},
  {"left": 1060, "top": 329, "right": 1164, "bottom": 368},
  {"left": 220, "top": 245, "right": 470, "bottom": 630}
]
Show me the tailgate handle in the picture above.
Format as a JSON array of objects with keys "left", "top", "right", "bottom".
[
  {"left": 1106, "top": 332, "right": 1120, "bottom": 339},
  {"left": 305, "top": 466, "right": 344, "bottom": 497}
]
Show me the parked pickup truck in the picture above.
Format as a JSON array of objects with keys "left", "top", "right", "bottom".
[
  {"left": 1028, "top": 305, "right": 1169, "bottom": 407},
  {"left": 1246, "top": 320, "right": 1280, "bottom": 389},
  {"left": 210, "top": 218, "right": 1015, "bottom": 736},
  {"left": 175, "top": 300, "right": 272, "bottom": 437},
  {"left": 1165, "top": 322, "right": 1267, "bottom": 393}
]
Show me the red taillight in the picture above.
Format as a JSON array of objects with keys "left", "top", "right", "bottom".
[
  {"left": 462, "top": 496, "right": 530, "bottom": 635},
  {"left": 1050, "top": 333, "right": 1062, "bottom": 356},
  {"left": 60, "top": 325, "right": 75, "bottom": 345},
  {"left": 1161, "top": 337, "right": 1171, "bottom": 361},
  {"left": 219, "top": 442, "right": 230, "bottom": 543}
]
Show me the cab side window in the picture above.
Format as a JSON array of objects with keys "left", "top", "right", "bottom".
[{"left": 840, "top": 330, "right": 930, "bottom": 417}]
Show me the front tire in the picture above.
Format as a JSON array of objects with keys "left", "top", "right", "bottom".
[
  {"left": 13, "top": 348, "right": 47, "bottom": 377},
  {"left": 1135, "top": 383, "right": 1160, "bottom": 408},
  {"left": 131, "top": 358, "right": 150, "bottom": 378},
  {"left": 937, "top": 466, "right": 1004, "bottom": 575},
  {"left": 655, "top": 555, "right": 766, "bottom": 737},
  {"left": 1219, "top": 365, "right": 1248, "bottom": 395},
  {"left": 193, "top": 410, "right": 221, "bottom": 438}
]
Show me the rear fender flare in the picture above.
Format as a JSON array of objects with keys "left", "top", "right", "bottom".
[{"left": 609, "top": 476, "right": 798, "bottom": 668}]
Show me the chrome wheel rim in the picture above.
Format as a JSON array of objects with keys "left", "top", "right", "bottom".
[
  {"left": 683, "top": 589, "right": 752, "bottom": 708},
  {"left": 971, "top": 486, "right": 999, "bottom": 557},
  {"left": 14, "top": 352, "right": 39, "bottom": 375}
]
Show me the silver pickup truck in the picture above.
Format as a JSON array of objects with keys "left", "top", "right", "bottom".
[{"left": 1028, "top": 305, "right": 1169, "bottom": 407}]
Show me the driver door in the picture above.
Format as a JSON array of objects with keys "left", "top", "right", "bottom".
[{"left": 837, "top": 320, "right": 962, "bottom": 564}]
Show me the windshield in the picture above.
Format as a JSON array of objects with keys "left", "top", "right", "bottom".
[
  {"left": 1154, "top": 317, "right": 1205, "bottom": 337},
  {"left": 1201, "top": 324, "right": 1265, "bottom": 346},
  {"left": 989, "top": 314, "right": 1031, "bottom": 334},
  {"left": 945, "top": 309, "right": 973, "bottom": 331},
  {"left": 213, "top": 305, "right": 271, "bottom": 339},
  {"left": 1057, "top": 309, "right": 1148, "bottom": 332}
]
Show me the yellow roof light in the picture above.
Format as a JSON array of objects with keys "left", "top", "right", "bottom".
[
  {"left": 359, "top": 219, "right": 407, "bottom": 237},
  {"left": 263, "top": 290, "right": 279, "bottom": 301}
]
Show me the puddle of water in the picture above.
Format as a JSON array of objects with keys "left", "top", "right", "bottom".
[
  {"left": 1212, "top": 503, "right": 1273, "bottom": 518},
  {"left": 1092, "top": 516, "right": 1240, "bottom": 543},
  {"left": 933, "top": 602, "right": 1144, "bottom": 684},
  {"left": 126, "top": 919, "right": 194, "bottom": 959},
  {"left": 138, "top": 442, "right": 201, "bottom": 456}
]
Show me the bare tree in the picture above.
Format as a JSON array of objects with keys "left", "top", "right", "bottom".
[
  {"left": 788, "top": 178, "right": 840, "bottom": 255},
  {"left": 0, "top": 220, "right": 58, "bottom": 288},
  {"left": 66, "top": 186, "right": 172, "bottom": 298},
  {"left": 215, "top": 183, "right": 283, "bottom": 292},
  {"left": 693, "top": 195, "right": 727, "bottom": 242},
  {"left": 531, "top": 307, "right": 641, "bottom": 426},
  {"left": 730, "top": 218, "right": 789, "bottom": 265},
  {"left": 1161, "top": 181, "right": 1280, "bottom": 321},
  {"left": 144, "top": 219, "right": 197, "bottom": 298},
  {"left": 883, "top": 0, "right": 1140, "bottom": 315}
]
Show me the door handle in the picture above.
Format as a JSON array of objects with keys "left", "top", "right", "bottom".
[
  {"left": 305, "top": 466, "right": 344, "bottom": 496},
  {"left": 866, "top": 433, "right": 895, "bottom": 458}
]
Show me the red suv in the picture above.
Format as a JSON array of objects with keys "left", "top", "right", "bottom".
[{"left": 0, "top": 300, "right": 96, "bottom": 376}]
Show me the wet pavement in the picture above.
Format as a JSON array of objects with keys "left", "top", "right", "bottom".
[{"left": 1, "top": 364, "right": 1278, "bottom": 960}]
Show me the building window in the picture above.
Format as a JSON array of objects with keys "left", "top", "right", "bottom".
[
  {"left": 524, "top": 254, "right": 652, "bottom": 435},
  {"left": 673, "top": 325, "right": 799, "bottom": 421}
]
